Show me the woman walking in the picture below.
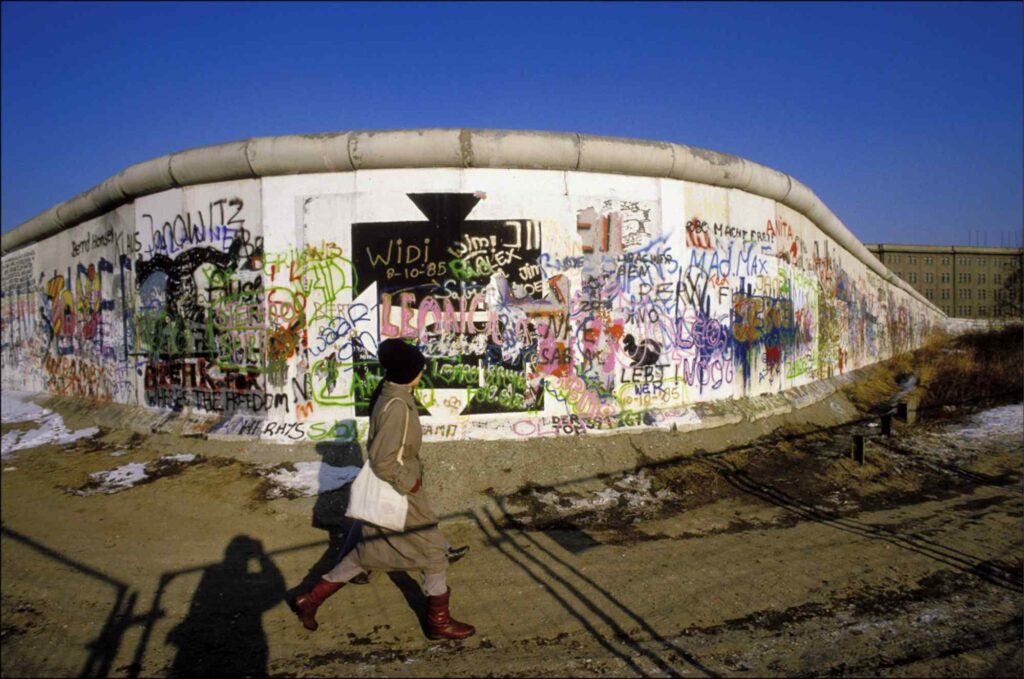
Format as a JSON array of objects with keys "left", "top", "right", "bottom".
[{"left": 294, "top": 339, "right": 475, "bottom": 640}]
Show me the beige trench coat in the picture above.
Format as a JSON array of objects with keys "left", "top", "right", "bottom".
[{"left": 350, "top": 381, "right": 447, "bottom": 575}]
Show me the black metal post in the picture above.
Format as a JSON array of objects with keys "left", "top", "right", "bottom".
[{"left": 851, "top": 434, "right": 865, "bottom": 464}]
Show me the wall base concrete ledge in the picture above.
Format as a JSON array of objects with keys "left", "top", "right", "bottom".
[
  {"left": 20, "top": 361, "right": 879, "bottom": 520},
  {"left": 25, "top": 364, "right": 868, "bottom": 448},
  {"left": 40, "top": 371, "right": 853, "bottom": 448}
]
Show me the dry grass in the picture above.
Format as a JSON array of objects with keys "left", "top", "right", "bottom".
[
  {"left": 845, "top": 324, "right": 1023, "bottom": 413},
  {"left": 915, "top": 323, "right": 1024, "bottom": 408}
]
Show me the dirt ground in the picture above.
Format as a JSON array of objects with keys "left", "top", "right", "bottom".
[{"left": 2, "top": 328, "right": 1022, "bottom": 678}]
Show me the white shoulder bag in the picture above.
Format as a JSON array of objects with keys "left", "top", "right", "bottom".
[{"left": 345, "top": 398, "right": 410, "bottom": 532}]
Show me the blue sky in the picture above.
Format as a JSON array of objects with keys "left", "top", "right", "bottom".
[{"left": 2, "top": 1, "right": 1021, "bottom": 246}]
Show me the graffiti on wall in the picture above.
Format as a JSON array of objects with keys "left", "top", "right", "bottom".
[
  {"left": 349, "top": 193, "right": 546, "bottom": 415},
  {"left": 134, "top": 198, "right": 273, "bottom": 413},
  {"left": 1, "top": 178, "right": 938, "bottom": 442},
  {"left": 1, "top": 250, "right": 38, "bottom": 382}
]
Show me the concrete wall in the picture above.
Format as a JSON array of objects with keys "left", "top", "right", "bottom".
[{"left": 1, "top": 131, "right": 944, "bottom": 444}]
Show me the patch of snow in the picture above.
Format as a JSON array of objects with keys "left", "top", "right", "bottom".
[
  {"left": 591, "top": 488, "right": 622, "bottom": 506},
  {"left": 962, "top": 405, "right": 1019, "bottom": 432},
  {"left": 1, "top": 391, "right": 52, "bottom": 424},
  {"left": 531, "top": 470, "right": 675, "bottom": 515},
  {"left": 110, "top": 451, "right": 127, "bottom": 457},
  {"left": 847, "top": 619, "right": 895, "bottom": 633},
  {"left": 263, "top": 461, "right": 361, "bottom": 498},
  {"left": 907, "top": 402, "right": 1023, "bottom": 463},
  {"left": 532, "top": 491, "right": 560, "bottom": 506},
  {"left": 932, "top": 403, "right": 1023, "bottom": 443},
  {"left": 76, "top": 462, "right": 149, "bottom": 495},
  {"left": 2, "top": 411, "right": 99, "bottom": 459},
  {"left": 72, "top": 454, "right": 202, "bottom": 496},
  {"left": 554, "top": 489, "right": 620, "bottom": 512}
]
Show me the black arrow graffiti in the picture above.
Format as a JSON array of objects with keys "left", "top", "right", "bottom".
[
  {"left": 345, "top": 193, "right": 546, "bottom": 413},
  {"left": 351, "top": 192, "right": 542, "bottom": 300}
]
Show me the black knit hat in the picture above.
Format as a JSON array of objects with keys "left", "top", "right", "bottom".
[{"left": 377, "top": 338, "right": 426, "bottom": 384}]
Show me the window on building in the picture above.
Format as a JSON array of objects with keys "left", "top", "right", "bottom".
[
  {"left": 978, "top": 273, "right": 986, "bottom": 284},
  {"left": 960, "top": 289, "right": 971, "bottom": 299},
  {"left": 959, "top": 256, "right": 970, "bottom": 266},
  {"left": 925, "top": 289, "right": 933, "bottom": 299},
  {"left": 925, "top": 272, "right": 934, "bottom": 283},
  {"left": 941, "top": 256, "right": 950, "bottom": 265},
  {"left": 994, "top": 273, "right": 1002, "bottom": 284},
  {"left": 978, "top": 306, "right": 988, "bottom": 316},
  {"left": 941, "top": 273, "right": 950, "bottom": 283},
  {"left": 909, "top": 272, "right": 917, "bottom": 283},
  {"left": 979, "top": 289, "right": 986, "bottom": 300},
  {"left": 941, "top": 289, "right": 950, "bottom": 300},
  {"left": 959, "top": 273, "right": 971, "bottom": 283},
  {"left": 977, "top": 257, "right": 984, "bottom": 265},
  {"left": 909, "top": 255, "right": 917, "bottom": 264},
  {"left": 925, "top": 256, "right": 933, "bottom": 265},
  {"left": 893, "top": 255, "right": 901, "bottom": 264}
]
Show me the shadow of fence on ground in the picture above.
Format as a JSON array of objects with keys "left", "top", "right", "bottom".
[
  {"left": 4, "top": 405, "right": 1019, "bottom": 677},
  {"left": 1, "top": 526, "right": 135, "bottom": 679},
  {"left": 697, "top": 457, "right": 1023, "bottom": 593},
  {"left": 2, "top": 502, "right": 720, "bottom": 678},
  {"left": 475, "top": 503, "right": 719, "bottom": 677}
]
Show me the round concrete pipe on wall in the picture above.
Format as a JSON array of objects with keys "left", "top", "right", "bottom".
[
  {"left": 468, "top": 129, "right": 581, "bottom": 170},
  {"left": 168, "top": 140, "right": 257, "bottom": 186},
  {"left": 245, "top": 133, "right": 355, "bottom": 176},
  {"left": 669, "top": 142, "right": 737, "bottom": 187},
  {"left": 742, "top": 162, "right": 792, "bottom": 203},
  {"left": 2, "top": 205, "right": 63, "bottom": 254},
  {"left": 577, "top": 134, "right": 674, "bottom": 178},
  {"left": 349, "top": 128, "right": 467, "bottom": 169},
  {"left": 113, "top": 155, "right": 177, "bottom": 206},
  {"left": 778, "top": 177, "right": 819, "bottom": 218},
  {"left": 54, "top": 187, "right": 105, "bottom": 231}
]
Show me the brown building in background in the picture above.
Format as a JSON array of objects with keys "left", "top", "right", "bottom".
[{"left": 865, "top": 244, "right": 1023, "bottom": 319}]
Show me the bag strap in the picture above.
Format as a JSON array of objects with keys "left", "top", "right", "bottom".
[
  {"left": 374, "top": 397, "right": 410, "bottom": 465},
  {"left": 398, "top": 404, "right": 409, "bottom": 465}
]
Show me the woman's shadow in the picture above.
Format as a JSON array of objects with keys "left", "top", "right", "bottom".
[
  {"left": 288, "top": 438, "right": 365, "bottom": 599},
  {"left": 166, "top": 535, "right": 285, "bottom": 677}
]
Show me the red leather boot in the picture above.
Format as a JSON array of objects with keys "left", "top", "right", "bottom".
[
  {"left": 294, "top": 579, "right": 345, "bottom": 631},
  {"left": 425, "top": 588, "right": 476, "bottom": 639}
]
